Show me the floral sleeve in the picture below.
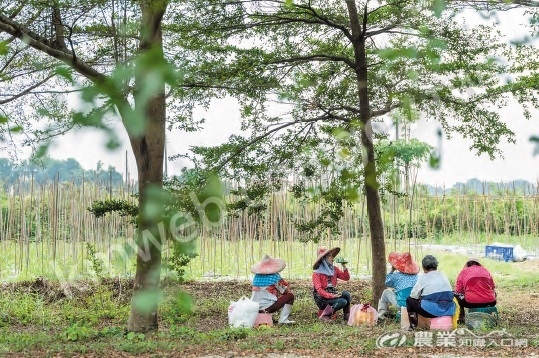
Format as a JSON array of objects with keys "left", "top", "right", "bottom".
[{"left": 274, "top": 279, "right": 289, "bottom": 295}]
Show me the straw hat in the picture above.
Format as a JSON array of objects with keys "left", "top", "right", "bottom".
[
  {"left": 388, "top": 252, "right": 420, "bottom": 275},
  {"left": 312, "top": 247, "right": 340, "bottom": 270},
  {"left": 250, "top": 255, "right": 286, "bottom": 274}
]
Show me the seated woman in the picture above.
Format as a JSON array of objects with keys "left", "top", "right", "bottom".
[
  {"left": 312, "top": 247, "right": 351, "bottom": 322},
  {"left": 250, "top": 255, "right": 295, "bottom": 324},
  {"left": 454, "top": 257, "right": 496, "bottom": 323},
  {"left": 378, "top": 252, "right": 419, "bottom": 320},
  {"left": 406, "top": 255, "right": 456, "bottom": 330}
]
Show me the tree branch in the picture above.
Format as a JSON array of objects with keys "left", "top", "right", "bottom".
[
  {"left": 271, "top": 54, "right": 356, "bottom": 70},
  {"left": 214, "top": 115, "right": 345, "bottom": 172},
  {"left": 0, "top": 14, "right": 106, "bottom": 83},
  {"left": 0, "top": 74, "right": 56, "bottom": 105},
  {"left": 371, "top": 102, "right": 402, "bottom": 117},
  {"left": 365, "top": 25, "right": 399, "bottom": 38}
]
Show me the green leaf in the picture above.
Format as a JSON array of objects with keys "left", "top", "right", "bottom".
[
  {"left": 142, "top": 185, "right": 171, "bottom": 221},
  {"left": 378, "top": 47, "right": 418, "bottom": 60},
  {"left": 106, "top": 136, "right": 121, "bottom": 150},
  {"left": 122, "top": 107, "right": 146, "bottom": 136},
  {"left": 333, "top": 128, "right": 350, "bottom": 140},
  {"left": 432, "top": 0, "right": 447, "bottom": 17},
  {"left": 0, "top": 41, "right": 8, "bottom": 55},
  {"left": 338, "top": 148, "right": 350, "bottom": 158},
  {"left": 33, "top": 142, "right": 51, "bottom": 159},
  {"left": 9, "top": 125, "right": 23, "bottom": 133},
  {"left": 176, "top": 291, "right": 193, "bottom": 314},
  {"left": 345, "top": 187, "right": 359, "bottom": 202},
  {"left": 0, "top": 115, "right": 8, "bottom": 124},
  {"left": 195, "top": 174, "right": 225, "bottom": 225},
  {"left": 133, "top": 289, "right": 164, "bottom": 315},
  {"left": 55, "top": 66, "right": 74, "bottom": 83},
  {"left": 429, "top": 151, "right": 441, "bottom": 169},
  {"left": 320, "top": 158, "right": 331, "bottom": 167}
]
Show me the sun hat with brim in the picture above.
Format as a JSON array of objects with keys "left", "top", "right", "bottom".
[
  {"left": 313, "top": 247, "right": 340, "bottom": 270},
  {"left": 250, "top": 255, "right": 286, "bottom": 274},
  {"left": 465, "top": 257, "right": 482, "bottom": 268},
  {"left": 388, "top": 252, "right": 420, "bottom": 274}
]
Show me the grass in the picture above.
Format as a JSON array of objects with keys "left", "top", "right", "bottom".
[
  {"left": 1, "top": 234, "right": 539, "bottom": 292},
  {"left": 0, "top": 276, "right": 537, "bottom": 356}
]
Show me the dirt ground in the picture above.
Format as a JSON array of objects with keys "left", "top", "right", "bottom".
[
  {"left": 2, "top": 262, "right": 539, "bottom": 358},
  {"left": 178, "top": 277, "right": 539, "bottom": 358}
]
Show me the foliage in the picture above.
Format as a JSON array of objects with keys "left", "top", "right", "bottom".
[
  {"left": 88, "top": 199, "right": 139, "bottom": 224},
  {"left": 86, "top": 243, "right": 105, "bottom": 279},
  {"left": 0, "top": 157, "right": 124, "bottom": 189},
  {"left": 85, "top": 172, "right": 229, "bottom": 280},
  {"left": 64, "top": 323, "right": 98, "bottom": 342},
  {"left": 173, "top": 0, "right": 538, "bottom": 245}
]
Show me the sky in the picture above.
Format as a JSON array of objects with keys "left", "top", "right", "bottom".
[{"left": 6, "top": 7, "right": 539, "bottom": 187}]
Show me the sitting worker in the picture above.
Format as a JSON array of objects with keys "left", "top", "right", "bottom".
[
  {"left": 377, "top": 252, "right": 419, "bottom": 320},
  {"left": 250, "top": 255, "right": 295, "bottom": 324},
  {"left": 312, "top": 247, "right": 351, "bottom": 322},
  {"left": 454, "top": 257, "right": 496, "bottom": 324},
  {"left": 406, "top": 255, "right": 456, "bottom": 330}
]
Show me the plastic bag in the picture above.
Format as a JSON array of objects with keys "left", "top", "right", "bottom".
[
  {"left": 348, "top": 303, "right": 378, "bottom": 326},
  {"left": 227, "top": 301, "right": 237, "bottom": 325},
  {"left": 452, "top": 297, "right": 460, "bottom": 329},
  {"left": 228, "top": 296, "right": 259, "bottom": 328},
  {"left": 400, "top": 306, "right": 410, "bottom": 330}
]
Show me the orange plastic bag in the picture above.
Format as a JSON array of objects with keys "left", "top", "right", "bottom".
[{"left": 348, "top": 303, "right": 378, "bottom": 326}]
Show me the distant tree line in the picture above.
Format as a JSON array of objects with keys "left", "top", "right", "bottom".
[{"left": 0, "top": 157, "right": 125, "bottom": 189}]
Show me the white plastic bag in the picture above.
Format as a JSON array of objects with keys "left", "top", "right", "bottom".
[
  {"left": 227, "top": 301, "right": 237, "bottom": 325},
  {"left": 228, "top": 296, "right": 259, "bottom": 328},
  {"left": 348, "top": 303, "right": 378, "bottom": 327}
]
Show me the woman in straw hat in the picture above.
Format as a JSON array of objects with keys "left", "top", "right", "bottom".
[
  {"left": 312, "top": 247, "right": 351, "bottom": 322},
  {"left": 250, "top": 255, "right": 295, "bottom": 324},
  {"left": 454, "top": 257, "right": 496, "bottom": 324},
  {"left": 377, "top": 252, "right": 419, "bottom": 321}
]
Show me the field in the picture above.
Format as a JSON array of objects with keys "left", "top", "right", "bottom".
[
  {"left": 1, "top": 182, "right": 539, "bottom": 356},
  {"left": 0, "top": 254, "right": 538, "bottom": 357}
]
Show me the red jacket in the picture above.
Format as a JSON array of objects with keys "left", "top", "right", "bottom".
[
  {"left": 455, "top": 265, "right": 496, "bottom": 303},
  {"left": 312, "top": 267, "right": 350, "bottom": 299}
]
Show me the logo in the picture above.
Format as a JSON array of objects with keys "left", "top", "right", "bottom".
[{"left": 376, "top": 331, "right": 408, "bottom": 348}]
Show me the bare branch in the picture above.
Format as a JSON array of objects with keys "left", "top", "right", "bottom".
[
  {"left": 0, "top": 74, "right": 56, "bottom": 105},
  {"left": 214, "top": 115, "right": 346, "bottom": 172},
  {"left": 271, "top": 54, "right": 356, "bottom": 70}
]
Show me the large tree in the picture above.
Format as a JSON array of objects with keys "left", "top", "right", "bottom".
[
  {"left": 0, "top": 0, "right": 210, "bottom": 332},
  {"left": 175, "top": 0, "right": 538, "bottom": 304}
]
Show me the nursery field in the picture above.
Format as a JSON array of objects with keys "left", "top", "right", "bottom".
[
  {"left": 1, "top": 181, "right": 539, "bottom": 357},
  {"left": 0, "top": 255, "right": 538, "bottom": 357},
  {"left": 2, "top": 178, "right": 539, "bottom": 283}
]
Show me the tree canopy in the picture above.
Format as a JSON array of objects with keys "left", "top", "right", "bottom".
[{"left": 173, "top": 0, "right": 539, "bottom": 302}]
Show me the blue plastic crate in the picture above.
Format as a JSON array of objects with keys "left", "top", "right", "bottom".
[{"left": 485, "top": 245, "right": 513, "bottom": 262}]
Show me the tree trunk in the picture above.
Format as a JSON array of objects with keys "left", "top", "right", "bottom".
[
  {"left": 346, "top": 0, "right": 386, "bottom": 305},
  {"left": 126, "top": 0, "right": 168, "bottom": 332},
  {"left": 126, "top": 93, "right": 166, "bottom": 332}
]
